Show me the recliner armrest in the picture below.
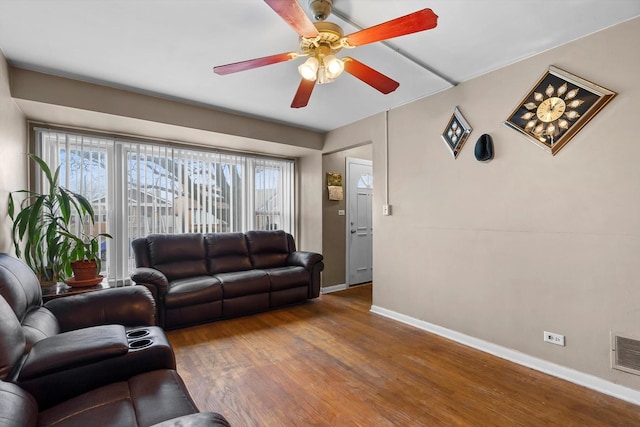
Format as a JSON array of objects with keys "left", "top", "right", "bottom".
[
  {"left": 18, "top": 325, "right": 128, "bottom": 380},
  {"left": 44, "top": 286, "right": 157, "bottom": 331},
  {"left": 287, "top": 251, "right": 324, "bottom": 270},
  {"left": 131, "top": 267, "right": 170, "bottom": 297}
]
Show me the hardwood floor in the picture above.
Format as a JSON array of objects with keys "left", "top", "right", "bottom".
[{"left": 167, "top": 285, "right": 640, "bottom": 426}]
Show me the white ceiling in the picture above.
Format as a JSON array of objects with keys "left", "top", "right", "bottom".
[{"left": 0, "top": 0, "right": 638, "bottom": 133}]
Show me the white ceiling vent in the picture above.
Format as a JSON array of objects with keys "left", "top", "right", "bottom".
[{"left": 612, "top": 333, "right": 640, "bottom": 376}]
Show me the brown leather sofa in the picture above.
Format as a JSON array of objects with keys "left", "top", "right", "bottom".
[
  {"left": 131, "top": 230, "right": 324, "bottom": 329},
  {"left": 0, "top": 253, "right": 230, "bottom": 426}
]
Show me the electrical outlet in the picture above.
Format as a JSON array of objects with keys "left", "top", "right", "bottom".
[
  {"left": 544, "top": 331, "right": 565, "bottom": 346},
  {"left": 382, "top": 204, "right": 392, "bottom": 216}
]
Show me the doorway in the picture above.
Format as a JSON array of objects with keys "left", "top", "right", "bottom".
[{"left": 346, "top": 157, "right": 373, "bottom": 286}]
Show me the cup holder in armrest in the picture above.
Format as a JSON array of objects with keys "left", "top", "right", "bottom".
[
  {"left": 126, "top": 329, "right": 150, "bottom": 339},
  {"left": 128, "top": 338, "right": 153, "bottom": 350}
]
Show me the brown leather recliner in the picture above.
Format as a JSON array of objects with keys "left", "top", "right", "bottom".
[
  {"left": 0, "top": 253, "right": 230, "bottom": 426},
  {"left": 0, "top": 370, "right": 231, "bottom": 427},
  {"left": 0, "top": 252, "right": 176, "bottom": 407}
]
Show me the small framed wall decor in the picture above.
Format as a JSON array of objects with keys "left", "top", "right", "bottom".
[
  {"left": 326, "top": 172, "right": 343, "bottom": 201},
  {"left": 504, "top": 66, "right": 616, "bottom": 156},
  {"left": 441, "top": 107, "right": 472, "bottom": 158}
]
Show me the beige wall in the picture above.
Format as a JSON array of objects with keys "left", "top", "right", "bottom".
[
  {"left": 0, "top": 51, "right": 27, "bottom": 253},
  {"left": 327, "top": 17, "right": 640, "bottom": 391},
  {"left": 298, "top": 152, "right": 323, "bottom": 254},
  {"left": 322, "top": 144, "right": 372, "bottom": 287},
  {"left": 9, "top": 68, "right": 324, "bottom": 150}
]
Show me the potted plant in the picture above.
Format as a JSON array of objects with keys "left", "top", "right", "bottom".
[
  {"left": 8, "top": 154, "right": 96, "bottom": 283},
  {"left": 58, "top": 227, "right": 112, "bottom": 285}
]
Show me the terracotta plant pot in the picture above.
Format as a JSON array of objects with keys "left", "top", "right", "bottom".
[{"left": 70, "top": 260, "right": 98, "bottom": 281}]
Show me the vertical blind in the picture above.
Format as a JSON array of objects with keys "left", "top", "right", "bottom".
[{"left": 36, "top": 128, "right": 295, "bottom": 284}]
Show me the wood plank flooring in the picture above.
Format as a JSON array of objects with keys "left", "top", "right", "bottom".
[{"left": 167, "top": 285, "right": 640, "bottom": 426}]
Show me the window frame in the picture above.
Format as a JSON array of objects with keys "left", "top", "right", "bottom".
[{"left": 30, "top": 123, "right": 297, "bottom": 285}]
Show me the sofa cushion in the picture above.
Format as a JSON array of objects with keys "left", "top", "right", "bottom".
[
  {"left": 266, "top": 266, "right": 309, "bottom": 291},
  {"left": 0, "top": 381, "right": 38, "bottom": 427},
  {"left": 246, "top": 230, "right": 291, "bottom": 269},
  {"left": 147, "top": 234, "right": 208, "bottom": 281},
  {"left": 165, "top": 276, "right": 222, "bottom": 309},
  {"left": 37, "top": 370, "right": 199, "bottom": 427},
  {"left": 205, "top": 233, "right": 252, "bottom": 274},
  {"left": 216, "top": 270, "right": 269, "bottom": 298}
]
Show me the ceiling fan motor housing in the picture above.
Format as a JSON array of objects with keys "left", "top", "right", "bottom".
[
  {"left": 299, "top": 21, "right": 343, "bottom": 55},
  {"left": 308, "top": 0, "right": 333, "bottom": 21}
]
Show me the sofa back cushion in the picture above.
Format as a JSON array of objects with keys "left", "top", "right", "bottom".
[
  {"left": 246, "top": 231, "right": 292, "bottom": 269},
  {"left": 205, "top": 233, "right": 252, "bottom": 274},
  {"left": 0, "top": 254, "right": 60, "bottom": 352},
  {"left": 0, "top": 296, "right": 26, "bottom": 380},
  {"left": 0, "top": 253, "right": 43, "bottom": 323},
  {"left": 144, "top": 234, "right": 208, "bottom": 281}
]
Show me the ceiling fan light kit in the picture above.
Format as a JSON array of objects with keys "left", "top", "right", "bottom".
[
  {"left": 298, "top": 56, "right": 319, "bottom": 80},
  {"left": 298, "top": 27, "right": 346, "bottom": 84},
  {"left": 323, "top": 55, "right": 344, "bottom": 79},
  {"left": 213, "top": 0, "right": 438, "bottom": 108}
]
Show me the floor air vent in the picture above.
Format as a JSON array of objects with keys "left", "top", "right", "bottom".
[{"left": 612, "top": 333, "right": 640, "bottom": 376}]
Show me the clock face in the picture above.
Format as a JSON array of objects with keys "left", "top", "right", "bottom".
[
  {"left": 504, "top": 66, "right": 615, "bottom": 155},
  {"left": 536, "top": 97, "right": 566, "bottom": 122}
]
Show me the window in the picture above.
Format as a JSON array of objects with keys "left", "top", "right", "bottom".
[{"left": 36, "top": 128, "right": 295, "bottom": 284}]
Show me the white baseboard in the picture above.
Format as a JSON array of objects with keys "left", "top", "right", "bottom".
[
  {"left": 370, "top": 305, "right": 640, "bottom": 406},
  {"left": 320, "top": 283, "right": 348, "bottom": 294}
]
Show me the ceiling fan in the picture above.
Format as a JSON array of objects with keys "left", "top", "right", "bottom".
[{"left": 213, "top": 0, "right": 438, "bottom": 108}]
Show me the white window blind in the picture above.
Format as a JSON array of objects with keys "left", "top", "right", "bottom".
[{"left": 36, "top": 128, "right": 295, "bottom": 284}]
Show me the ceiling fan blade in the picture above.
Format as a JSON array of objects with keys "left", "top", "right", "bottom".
[
  {"left": 291, "top": 78, "right": 315, "bottom": 108},
  {"left": 344, "top": 8, "right": 438, "bottom": 47},
  {"left": 264, "top": 0, "right": 319, "bottom": 38},
  {"left": 213, "top": 52, "right": 298, "bottom": 75},
  {"left": 343, "top": 57, "right": 399, "bottom": 94}
]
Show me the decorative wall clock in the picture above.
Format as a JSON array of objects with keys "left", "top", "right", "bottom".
[
  {"left": 504, "top": 66, "right": 616, "bottom": 155},
  {"left": 441, "top": 107, "right": 472, "bottom": 158}
]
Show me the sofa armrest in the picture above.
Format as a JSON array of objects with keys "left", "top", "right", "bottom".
[
  {"left": 44, "top": 286, "right": 156, "bottom": 332},
  {"left": 151, "top": 413, "right": 232, "bottom": 427},
  {"left": 131, "top": 267, "right": 170, "bottom": 297},
  {"left": 287, "top": 251, "right": 323, "bottom": 270},
  {"left": 18, "top": 325, "right": 128, "bottom": 381}
]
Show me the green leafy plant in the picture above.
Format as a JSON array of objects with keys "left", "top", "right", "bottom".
[
  {"left": 8, "top": 154, "right": 96, "bottom": 282},
  {"left": 59, "top": 228, "right": 112, "bottom": 276}
]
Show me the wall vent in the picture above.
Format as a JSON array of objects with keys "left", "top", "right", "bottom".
[{"left": 612, "top": 333, "right": 640, "bottom": 376}]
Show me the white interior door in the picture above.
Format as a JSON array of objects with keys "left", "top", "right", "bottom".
[{"left": 346, "top": 157, "right": 373, "bottom": 286}]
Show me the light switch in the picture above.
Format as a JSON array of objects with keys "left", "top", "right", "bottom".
[{"left": 338, "top": 209, "right": 345, "bottom": 216}]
